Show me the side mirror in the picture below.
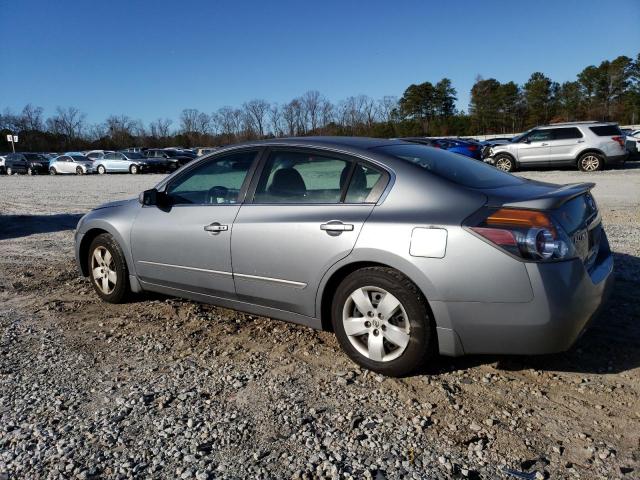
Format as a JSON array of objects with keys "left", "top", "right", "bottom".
[{"left": 139, "top": 188, "right": 169, "bottom": 207}]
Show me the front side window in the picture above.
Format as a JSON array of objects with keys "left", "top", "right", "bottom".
[
  {"left": 527, "top": 130, "right": 552, "bottom": 142},
  {"left": 166, "top": 150, "right": 257, "bottom": 205},
  {"left": 253, "top": 151, "right": 351, "bottom": 204}
]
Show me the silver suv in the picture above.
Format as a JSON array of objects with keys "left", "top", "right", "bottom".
[{"left": 485, "top": 121, "right": 628, "bottom": 172}]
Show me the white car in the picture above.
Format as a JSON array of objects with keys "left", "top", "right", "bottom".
[
  {"left": 49, "top": 154, "right": 96, "bottom": 175},
  {"left": 625, "top": 129, "right": 640, "bottom": 155}
]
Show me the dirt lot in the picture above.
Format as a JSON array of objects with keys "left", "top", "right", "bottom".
[{"left": 1, "top": 166, "right": 639, "bottom": 479}]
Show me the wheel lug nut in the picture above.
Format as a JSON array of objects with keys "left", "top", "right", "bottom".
[
  {"left": 381, "top": 325, "right": 386, "bottom": 331},
  {"left": 378, "top": 313, "right": 383, "bottom": 319},
  {"left": 364, "top": 321, "right": 371, "bottom": 328},
  {"left": 367, "top": 311, "right": 374, "bottom": 317},
  {"left": 373, "top": 329, "right": 379, "bottom": 336}
]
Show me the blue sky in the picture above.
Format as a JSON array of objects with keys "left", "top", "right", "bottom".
[{"left": 1, "top": 0, "right": 638, "bottom": 124}]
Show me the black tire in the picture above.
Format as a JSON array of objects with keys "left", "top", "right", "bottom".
[
  {"left": 97, "top": 165, "right": 106, "bottom": 175},
  {"left": 129, "top": 164, "right": 139, "bottom": 175},
  {"left": 49, "top": 167, "right": 57, "bottom": 175},
  {"left": 87, "top": 233, "right": 130, "bottom": 304},
  {"left": 494, "top": 153, "right": 515, "bottom": 172},
  {"left": 331, "top": 266, "right": 434, "bottom": 377},
  {"left": 6, "top": 167, "right": 12, "bottom": 176},
  {"left": 76, "top": 166, "right": 83, "bottom": 175},
  {"left": 577, "top": 152, "right": 603, "bottom": 172}
]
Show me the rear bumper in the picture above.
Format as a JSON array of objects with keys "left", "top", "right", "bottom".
[{"left": 439, "top": 234, "right": 614, "bottom": 356}]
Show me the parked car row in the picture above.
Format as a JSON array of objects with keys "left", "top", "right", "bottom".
[
  {"left": 0, "top": 147, "right": 217, "bottom": 176},
  {"left": 401, "top": 121, "right": 632, "bottom": 173}
]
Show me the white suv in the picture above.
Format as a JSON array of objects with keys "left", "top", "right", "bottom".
[{"left": 485, "top": 122, "right": 628, "bottom": 172}]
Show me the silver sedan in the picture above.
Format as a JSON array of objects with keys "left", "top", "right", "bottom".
[{"left": 74, "top": 137, "right": 613, "bottom": 376}]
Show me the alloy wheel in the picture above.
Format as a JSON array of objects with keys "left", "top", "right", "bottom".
[
  {"left": 581, "top": 155, "right": 600, "bottom": 171},
  {"left": 91, "top": 246, "right": 117, "bottom": 295},
  {"left": 342, "top": 286, "right": 411, "bottom": 362},
  {"left": 495, "top": 157, "right": 512, "bottom": 171}
]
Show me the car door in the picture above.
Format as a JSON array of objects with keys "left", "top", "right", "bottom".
[
  {"left": 113, "top": 152, "right": 128, "bottom": 171},
  {"left": 58, "top": 156, "right": 72, "bottom": 173},
  {"left": 231, "top": 148, "right": 389, "bottom": 317},
  {"left": 546, "top": 127, "right": 584, "bottom": 165},
  {"left": 130, "top": 149, "right": 261, "bottom": 297},
  {"left": 515, "top": 129, "right": 552, "bottom": 166}
]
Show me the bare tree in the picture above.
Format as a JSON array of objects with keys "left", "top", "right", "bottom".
[
  {"left": 243, "top": 99, "right": 270, "bottom": 137},
  {"left": 48, "top": 106, "right": 86, "bottom": 141},
  {"left": 87, "top": 123, "right": 108, "bottom": 142},
  {"left": 0, "top": 108, "right": 19, "bottom": 132},
  {"left": 269, "top": 103, "right": 284, "bottom": 137},
  {"left": 20, "top": 104, "right": 45, "bottom": 131},
  {"left": 180, "top": 109, "right": 211, "bottom": 135},
  {"left": 149, "top": 118, "right": 173, "bottom": 138},
  {"left": 377, "top": 96, "right": 399, "bottom": 122},
  {"left": 301, "top": 90, "right": 324, "bottom": 132}
]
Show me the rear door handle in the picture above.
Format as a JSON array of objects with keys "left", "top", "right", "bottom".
[
  {"left": 204, "top": 222, "right": 228, "bottom": 234},
  {"left": 320, "top": 221, "right": 354, "bottom": 233},
  {"left": 541, "top": 143, "right": 549, "bottom": 146}
]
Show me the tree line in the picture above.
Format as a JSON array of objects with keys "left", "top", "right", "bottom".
[{"left": 1, "top": 52, "right": 638, "bottom": 152}]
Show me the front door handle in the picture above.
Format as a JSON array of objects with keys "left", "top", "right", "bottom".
[
  {"left": 540, "top": 143, "right": 549, "bottom": 146},
  {"left": 204, "top": 222, "right": 228, "bottom": 234},
  {"left": 320, "top": 221, "right": 354, "bottom": 235}
]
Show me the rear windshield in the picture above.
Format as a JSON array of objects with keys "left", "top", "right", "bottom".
[
  {"left": 589, "top": 125, "right": 621, "bottom": 136},
  {"left": 374, "top": 144, "right": 524, "bottom": 189},
  {"left": 24, "top": 153, "right": 43, "bottom": 160}
]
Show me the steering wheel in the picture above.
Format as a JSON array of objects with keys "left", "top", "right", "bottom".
[{"left": 206, "top": 185, "right": 229, "bottom": 204}]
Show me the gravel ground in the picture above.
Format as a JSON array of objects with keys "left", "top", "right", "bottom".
[{"left": 1, "top": 166, "right": 639, "bottom": 480}]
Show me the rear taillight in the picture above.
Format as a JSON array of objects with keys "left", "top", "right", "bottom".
[
  {"left": 469, "top": 208, "right": 574, "bottom": 261},
  {"left": 612, "top": 136, "right": 624, "bottom": 147},
  {"left": 467, "top": 145, "right": 478, "bottom": 151}
]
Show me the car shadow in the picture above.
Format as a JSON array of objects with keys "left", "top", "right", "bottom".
[
  {"left": 422, "top": 251, "right": 640, "bottom": 376},
  {"left": 0, "top": 214, "right": 83, "bottom": 241}
]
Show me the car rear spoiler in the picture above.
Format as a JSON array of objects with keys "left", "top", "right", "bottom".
[{"left": 502, "top": 182, "right": 595, "bottom": 210}]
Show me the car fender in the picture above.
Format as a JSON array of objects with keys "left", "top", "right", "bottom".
[
  {"left": 314, "top": 247, "right": 443, "bottom": 322},
  {"left": 76, "top": 201, "right": 141, "bottom": 278},
  {"left": 575, "top": 147, "right": 606, "bottom": 162}
]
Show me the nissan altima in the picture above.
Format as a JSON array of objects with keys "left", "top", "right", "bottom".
[{"left": 74, "top": 137, "right": 613, "bottom": 376}]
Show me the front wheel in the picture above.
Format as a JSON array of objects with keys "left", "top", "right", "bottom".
[
  {"left": 332, "top": 267, "right": 434, "bottom": 377},
  {"left": 6, "top": 167, "right": 13, "bottom": 176},
  {"left": 129, "top": 164, "right": 139, "bottom": 175},
  {"left": 76, "top": 166, "right": 84, "bottom": 175},
  {"left": 578, "top": 152, "right": 603, "bottom": 172},
  {"left": 88, "top": 233, "right": 130, "bottom": 303},
  {"left": 49, "top": 167, "right": 57, "bottom": 175},
  {"left": 494, "top": 154, "right": 515, "bottom": 172},
  {"left": 27, "top": 167, "right": 34, "bottom": 176}
]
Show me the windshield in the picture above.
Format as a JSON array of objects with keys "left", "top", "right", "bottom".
[
  {"left": 374, "top": 144, "right": 524, "bottom": 189},
  {"left": 71, "top": 155, "right": 89, "bottom": 162},
  {"left": 124, "top": 152, "right": 145, "bottom": 159},
  {"left": 24, "top": 153, "right": 44, "bottom": 160},
  {"left": 509, "top": 129, "right": 534, "bottom": 143}
]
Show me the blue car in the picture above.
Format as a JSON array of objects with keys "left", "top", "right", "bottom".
[{"left": 402, "top": 138, "right": 482, "bottom": 160}]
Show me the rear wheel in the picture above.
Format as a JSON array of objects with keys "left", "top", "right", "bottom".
[
  {"left": 97, "top": 165, "right": 106, "bottom": 175},
  {"left": 88, "top": 233, "right": 130, "bottom": 303},
  {"left": 494, "top": 154, "right": 515, "bottom": 172},
  {"left": 332, "top": 267, "right": 434, "bottom": 377},
  {"left": 27, "top": 167, "right": 35, "bottom": 175},
  {"left": 6, "top": 167, "right": 12, "bottom": 176},
  {"left": 578, "top": 152, "right": 603, "bottom": 172},
  {"left": 49, "top": 167, "right": 57, "bottom": 175}
]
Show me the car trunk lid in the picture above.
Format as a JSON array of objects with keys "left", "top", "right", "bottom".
[{"left": 480, "top": 180, "right": 601, "bottom": 269}]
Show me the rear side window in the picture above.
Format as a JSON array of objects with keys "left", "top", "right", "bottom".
[
  {"left": 375, "top": 144, "right": 524, "bottom": 189},
  {"left": 254, "top": 151, "right": 350, "bottom": 204},
  {"left": 551, "top": 128, "right": 583, "bottom": 140},
  {"left": 344, "top": 163, "right": 385, "bottom": 203},
  {"left": 589, "top": 125, "right": 622, "bottom": 136}
]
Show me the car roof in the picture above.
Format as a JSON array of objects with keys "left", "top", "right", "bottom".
[
  {"left": 537, "top": 121, "right": 618, "bottom": 129},
  {"left": 223, "top": 136, "right": 404, "bottom": 152}
]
